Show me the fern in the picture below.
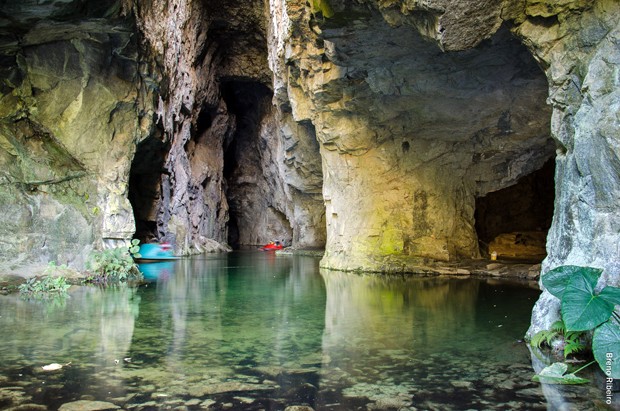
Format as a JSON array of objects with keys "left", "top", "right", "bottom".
[
  {"left": 564, "top": 339, "right": 586, "bottom": 357},
  {"left": 531, "top": 329, "right": 558, "bottom": 349},
  {"left": 530, "top": 319, "right": 586, "bottom": 358},
  {"left": 550, "top": 320, "right": 565, "bottom": 333},
  {"left": 564, "top": 330, "right": 586, "bottom": 357}
]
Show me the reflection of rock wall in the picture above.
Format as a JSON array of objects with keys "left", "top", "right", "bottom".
[
  {"left": 0, "top": 1, "right": 153, "bottom": 273},
  {"left": 320, "top": 270, "right": 479, "bottom": 355}
]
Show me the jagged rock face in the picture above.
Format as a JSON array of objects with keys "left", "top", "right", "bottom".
[
  {"left": 0, "top": 0, "right": 152, "bottom": 272},
  {"left": 128, "top": 0, "right": 325, "bottom": 252},
  {"left": 514, "top": 0, "right": 620, "bottom": 335},
  {"left": 269, "top": 1, "right": 553, "bottom": 271}
]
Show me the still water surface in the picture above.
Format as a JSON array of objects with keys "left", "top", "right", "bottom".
[{"left": 0, "top": 252, "right": 606, "bottom": 410}]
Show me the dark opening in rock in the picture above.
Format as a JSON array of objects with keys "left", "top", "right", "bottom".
[
  {"left": 222, "top": 79, "right": 293, "bottom": 248},
  {"left": 128, "top": 132, "right": 168, "bottom": 243},
  {"left": 475, "top": 159, "right": 555, "bottom": 261}
]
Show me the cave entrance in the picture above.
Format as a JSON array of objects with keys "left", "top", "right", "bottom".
[
  {"left": 475, "top": 159, "right": 555, "bottom": 262},
  {"left": 128, "top": 133, "right": 167, "bottom": 243},
  {"left": 221, "top": 79, "right": 293, "bottom": 249}
]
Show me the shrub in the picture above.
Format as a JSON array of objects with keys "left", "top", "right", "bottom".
[{"left": 86, "top": 239, "right": 142, "bottom": 283}]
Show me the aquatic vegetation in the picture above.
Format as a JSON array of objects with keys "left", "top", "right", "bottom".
[
  {"left": 86, "top": 239, "right": 142, "bottom": 283},
  {"left": 531, "top": 265, "right": 620, "bottom": 383},
  {"left": 18, "top": 270, "right": 70, "bottom": 298}
]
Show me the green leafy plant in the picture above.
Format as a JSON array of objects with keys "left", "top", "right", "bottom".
[
  {"left": 19, "top": 271, "right": 70, "bottom": 298},
  {"left": 532, "top": 362, "right": 591, "bottom": 385},
  {"left": 531, "top": 265, "right": 620, "bottom": 384},
  {"left": 530, "top": 319, "right": 586, "bottom": 358},
  {"left": 86, "top": 239, "right": 142, "bottom": 283}
]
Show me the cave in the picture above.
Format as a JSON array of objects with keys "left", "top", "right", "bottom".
[
  {"left": 222, "top": 79, "right": 293, "bottom": 249},
  {"left": 128, "top": 131, "right": 168, "bottom": 243},
  {"left": 475, "top": 159, "right": 556, "bottom": 262}
]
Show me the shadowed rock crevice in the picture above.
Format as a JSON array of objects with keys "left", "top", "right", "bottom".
[
  {"left": 222, "top": 80, "right": 293, "bottom": 248},
  {"left": 128, "top": 132, "right": 168, "bottom": 243}
]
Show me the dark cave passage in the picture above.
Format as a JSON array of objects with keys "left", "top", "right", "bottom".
[
  {"left": 128, "top": 133, "right": 168, "bottom": 243},
  {"left": 222, "top": 79, "right": 293, "bottom": 249},
  {"left": 475, "top": 159, "right": 555, "bottom": 262}
]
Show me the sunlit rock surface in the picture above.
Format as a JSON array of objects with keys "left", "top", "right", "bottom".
[
  {"left": 0, "top": 0, "right": 152, "bottom": 273},
  {"left": 269, "top": 1, "right": 553, "bottom": 271}
]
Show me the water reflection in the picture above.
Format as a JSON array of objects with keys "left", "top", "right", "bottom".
[
  {"left": 0, "top": 253, "right": 606, "bottom": 410},
  {"left": 321, "top": 271, "right": 479, "bottom": 355},
  {"left": 124, "top": 252, "right": 326, "bottom": 399},
  {"left": 138, "top": 262, "right": 175, "bottom": 282}
]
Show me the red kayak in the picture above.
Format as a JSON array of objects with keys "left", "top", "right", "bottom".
[{"left": 260, "top": 242, "right": 283, "bottom": 251}]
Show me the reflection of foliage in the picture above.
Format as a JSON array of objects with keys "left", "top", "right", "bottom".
[
  {"left": 531, "top": 265, "right": 620, "bottom": 384},
  {"left": 86, "top": 240, "right": 142, "bottom": 283},
  {"left": 530, "top": 319, "right": 586, "bottom": 358}
]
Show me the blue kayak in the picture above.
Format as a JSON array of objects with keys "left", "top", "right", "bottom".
[{"left": 136, "top": 243, "right": 179, "bottom": 262}]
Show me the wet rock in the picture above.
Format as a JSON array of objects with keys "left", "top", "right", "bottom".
[
  {"left": 58, "top": 400, "right": 120, "bottom": 411},
  {"left": 185, "top": 399, "right": 201, "bottom": 406},
  {"left": 6, "top": 405, "right": 47, "bottom": 411},
  {"left": 368, "top": 396, "right": 413, "bottom": 410},
  {"left": 188, "top": 381, "right": 275, "bottom": 397},
  {"left": 199, "top": 399, "right": 216, "bottom": 409},
  {"left": 450, "top": 380, "right": 475, "bottom": 390},
  {"left": 284, "top": 406, "right": 315, "bottom": 411}
]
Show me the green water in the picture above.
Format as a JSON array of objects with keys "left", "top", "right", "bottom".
[{"left": 0, "top": 252, "right": 608, "bottom": 410}]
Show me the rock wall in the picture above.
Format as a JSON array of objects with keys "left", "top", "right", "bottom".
[
  {"left": 268, "top": 0, "right": 553, "bottom": 271},
  {"left": 512, "top": 0, "right": 620, "bottom": 334},
  {"left": 0, "top": 0, "right": 154, "bottom": 273},
  {"left": 129, "top": 0, "right": 325, "bottom": 252}
]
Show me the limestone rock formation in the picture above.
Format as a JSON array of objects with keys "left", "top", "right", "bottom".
[
  {"left": 513, "top": 0, "right": 620, "bottom": 335},
  {"left": 126, "top": 0, "right": 325, "bottom": 253},
  {"left": 266, "top": 0, "right": 620, "bottom": 332},
  {"left": 0, "top": 0, "right": 153, "bottom": 273},
  {"left": 1, "top": 0, "right": 619, "bottom": 338},
  {"left": 269, "top": 0, "right": 553, "bottom": 271}
]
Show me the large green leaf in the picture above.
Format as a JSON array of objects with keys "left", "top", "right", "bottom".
[
  {"left": 542, "top": 265, "right": 602, "bottom": 299},
  {"left": 599, "top": 286, "right": 620, "bottom": 306},
  {"left": 562, "top": 273, "right": 614, "bottom": 331},
  {"left": 532, "top": 362, "right": 589, "bottom": 385},
  {"left": 593, "top": 321, "right": 620, "bottom": 379}
]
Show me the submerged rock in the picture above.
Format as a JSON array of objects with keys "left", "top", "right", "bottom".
[{"left": 58, "top": 400, "right": 120, "bottom": 411}]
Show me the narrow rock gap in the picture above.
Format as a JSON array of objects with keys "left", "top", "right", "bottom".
[{"left": 221, "top": 79, "right": 293, "bottom": 249}]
